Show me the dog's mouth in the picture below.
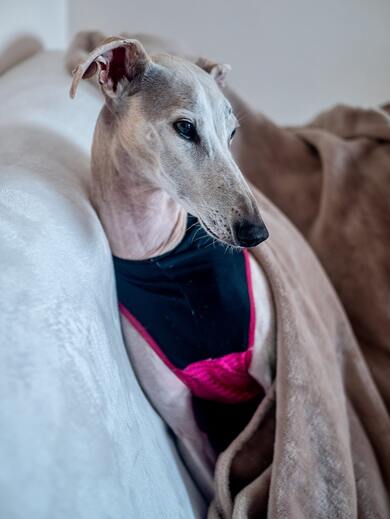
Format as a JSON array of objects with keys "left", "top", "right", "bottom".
[{"left": 198, "top": 218, "right": 237, "bottom": 247}]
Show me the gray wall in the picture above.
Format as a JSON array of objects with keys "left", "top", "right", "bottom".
[
  {"left": 2, "top": 0, "right": 390, "bottom": 124},
  {"left": 68, "top": 0, "right": 390, "bottom": 124}
]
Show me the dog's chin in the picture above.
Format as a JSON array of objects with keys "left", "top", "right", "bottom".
[{"left": 199, "top": 219, "right": 239, "bottom": 248}]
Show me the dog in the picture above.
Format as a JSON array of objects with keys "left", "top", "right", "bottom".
[{"left": 68, "top": 32, "right": 275, "bottom": 496}]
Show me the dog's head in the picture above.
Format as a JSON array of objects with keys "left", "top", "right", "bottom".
[{"left": 70, "top": 37, "right": 268, "bottom": 247}]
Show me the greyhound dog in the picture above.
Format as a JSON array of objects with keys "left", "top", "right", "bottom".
[{"left": 68, "top": 33, "right": 275, "bottom": 490}]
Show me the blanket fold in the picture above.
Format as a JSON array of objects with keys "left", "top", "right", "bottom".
[
  {"left": 230, "top": 95, "right": 390, "bottom": 414},
  {"left": 207, "top": 97, "right": 390, "bottom": 518}
]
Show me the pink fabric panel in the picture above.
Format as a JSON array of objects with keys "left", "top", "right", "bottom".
[{"left": 119, "top": 251, "right": 261, "bottom": 404}]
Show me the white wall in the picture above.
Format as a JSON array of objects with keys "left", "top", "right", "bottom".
[
  {"left": 0, "top": 0, "right": 67, "bottom": 49},
  {"left": 67, "top": 0, "right": 390, "bottom": 124},
  {"left": 2, "top": 0, "right": 390, "bottom": 124},
  {"left": 0, "top": 0, "right": 66, "bottom": 75}
]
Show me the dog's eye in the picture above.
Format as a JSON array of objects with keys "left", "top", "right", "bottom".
[
  {"left": 230, "top": 128, "right": 236, "bottom": 142},
  {"left": 173, "top": 120, "right": 199, "bottom": 143}
]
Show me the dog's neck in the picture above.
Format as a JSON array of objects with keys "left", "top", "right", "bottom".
[
  {"left": 93, "top": 169, "right": 187, "bottom": 260},
  {"left": 91, "top": 120, "right": 187, "bottom": 260}
]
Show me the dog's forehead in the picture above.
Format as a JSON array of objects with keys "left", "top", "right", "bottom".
[{"left": 140, "top": 54, "right": 230, "bottom": 119}]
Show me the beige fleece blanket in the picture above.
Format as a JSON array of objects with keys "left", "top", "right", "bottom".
[
  {"left": 230, "top": 94, "right": 390, "bottom": 412},
  {"left": 207, "top": 97, "right": 390, "bottom": 518}
]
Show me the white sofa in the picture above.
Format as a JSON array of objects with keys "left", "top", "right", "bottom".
[{"left": 0, "top": 51, "right": 206, "bottom": 519}]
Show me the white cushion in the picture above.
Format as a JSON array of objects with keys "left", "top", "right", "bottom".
[{"left": 0, "top": 51, "right": 205, "bottom": 519}]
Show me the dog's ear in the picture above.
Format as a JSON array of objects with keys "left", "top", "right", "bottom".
[
  {"left": 69, "top": 37, "right": 152, "bottom": 100},
  {"left": 196, "top": 57, "right": 231, "bottom": 88}
]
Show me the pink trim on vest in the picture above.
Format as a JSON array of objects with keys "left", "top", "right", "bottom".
[
  {"left": 120, "top": 303, "right": 178, "bottom": 373},
  {"left": 243, "top": 249, "right": 256, "bottom": 350},
  {"left": 119, "top": 251, "right": 259, "bottom": 404}
]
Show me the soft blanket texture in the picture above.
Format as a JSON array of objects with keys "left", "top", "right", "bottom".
[
  {"left": 230, "top": 94, "right": 390, "bottom": 413},
  {"left": 0, "top": 51, "right": 205, "bottom": 519},
  {"left": 205, "top": 93, "right": 390, "bottom": 517},
  {"left": 208, "top": 186, "right": 390, "bottom": 518}
]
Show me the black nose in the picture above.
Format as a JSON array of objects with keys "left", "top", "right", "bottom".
[{"left": 233, "top": 220, "right": 269, "bottom": 247}]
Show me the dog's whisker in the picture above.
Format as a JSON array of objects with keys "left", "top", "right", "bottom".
[
  {"left": 191, "top": 227, "right": 203, "bottom": 244},
  {"left": 187, "top": 220, "right": 200, "bottom": 233}
]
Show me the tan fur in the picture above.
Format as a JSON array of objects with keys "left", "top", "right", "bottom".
[{"left": 67, "top": 33, "right": 267, "bottom": 259}]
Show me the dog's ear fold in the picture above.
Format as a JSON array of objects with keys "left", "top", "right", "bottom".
[
  {"left": 196, "top": 57, "right": 231, "bottom": 88},
  {"left": 69, "top": 37, "right": 152, "bottom": 99}
]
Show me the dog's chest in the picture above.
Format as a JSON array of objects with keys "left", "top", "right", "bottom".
[
  {"left": 113, "top": 215, "right": 267, "bottom": 452},
  {"left": 113, "top": 215, "right": 261, "bottom": 408}
]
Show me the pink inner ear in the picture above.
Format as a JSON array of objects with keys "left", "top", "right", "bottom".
[
  {"left": 76, "top": 40, "right": 149, "bottom": 97},
  {"left": 97, "top": 59, "right": 109, "bottom": 86},
  {"left": 94, "top": 46, "right": 138, "bottom": 93},
  {"left": 107, "top": 47, "right": 129, "bottom": 91}
]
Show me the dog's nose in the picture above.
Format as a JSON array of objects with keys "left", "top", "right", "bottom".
[{"left": 233, "top": 220, "right": 269, "bottom": 247}]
